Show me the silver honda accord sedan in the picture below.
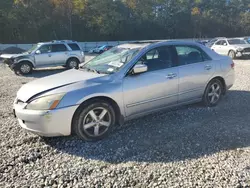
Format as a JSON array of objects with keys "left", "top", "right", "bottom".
[{"left": 13, "top": 41, "right": 235, "bottom": 141}]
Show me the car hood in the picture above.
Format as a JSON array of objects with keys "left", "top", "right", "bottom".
[
  {"left": 0, "top": 53, "right": 30, "bottom": 59},
  {"left": 17, "top": 69, "right": 106, "bottom": 102},
  {"left": 232, "top": 44, "right": 250, "bottom": 48},
  {"left": 0, "top": 54, "right": 23, "bottom": 59}
]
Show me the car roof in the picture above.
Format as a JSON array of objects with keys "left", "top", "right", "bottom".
[
  {"left": 117, "top": 40, "right": 207, "bottom": 49},
  {"left": 38, "top": 40, "right": 79, "bottom": 45}
]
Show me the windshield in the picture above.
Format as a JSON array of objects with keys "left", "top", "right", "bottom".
[
  {"left": 81, "top": 46, "right": 141, "bottom": 74},
  {"left": 245, "top": 38, "right": 250, "bottom": 44},
  {"left": 228, "top": 39, "right": 248, "bottom": 45},
  {"left": 25, "top": 44, "right": 40, "bottom": 54}
]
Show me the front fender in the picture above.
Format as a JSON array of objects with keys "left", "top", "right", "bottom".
[
  {"left": 16, "top": 59, "right": 35, "bottom": 67},
  {"left": 56, "top": 82, "right": 124, "bottom": 116},
  {"left": 67, "top": 55, "right": 81, "bottom": 62}
]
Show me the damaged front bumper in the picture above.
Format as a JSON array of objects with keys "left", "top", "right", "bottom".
[{"left": 2, "top": 58, "right": 17, "bottom": 70}]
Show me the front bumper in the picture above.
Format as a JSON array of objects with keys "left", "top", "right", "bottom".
[
  {"left": 3, "top": 58, "right": 17, "bottom": 70},
  {"left": 14, "top": 103, "right": 78, "bottom": 137},
  {"left": 237, "top": 51, "right": 250, "bottom": 57}
]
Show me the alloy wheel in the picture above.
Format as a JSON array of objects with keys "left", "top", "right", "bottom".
[
  {"left": 207, "top": 82, "right": 221, "bottom": 104},
  {"left": 20, "top": 64, "right": 31, "bottom": 74},
  {"left": 82, "top": 107, "right": 111, "bottom": 137}
]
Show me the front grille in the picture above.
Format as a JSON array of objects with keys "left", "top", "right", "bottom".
[{"left": 243, "top": 48, "right": 250, "bottom": 52}]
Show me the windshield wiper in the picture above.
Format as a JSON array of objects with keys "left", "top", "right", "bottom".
[{"left": 80, "top": 66, "right": 100, "bottom": 74}]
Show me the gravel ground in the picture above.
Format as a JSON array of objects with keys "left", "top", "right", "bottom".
[{"left": 0, "top": 57, "right": 250, "bottom": 188}]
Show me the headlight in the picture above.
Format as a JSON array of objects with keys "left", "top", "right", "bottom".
[
  {"left": 236, "top": 47, "right": 244, "bottom": 51},
  {"left": 25, "top": 93, "right": 65, "bottom": 110}
]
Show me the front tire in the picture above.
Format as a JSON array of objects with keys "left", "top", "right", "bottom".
[
  {"left": 72, "top": 100, "right": 116, "bottom": 141},
  {"left": 203, "top": 79, "right": 223, "bottom": 107},
  {"left": 228, "top": 50, "right": 236, "bottom": 59},
  {"left": 14, "top": 62, "right": 33, "bottom": 75}
]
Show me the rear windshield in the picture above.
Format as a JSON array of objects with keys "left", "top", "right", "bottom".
[{"left": 68, "top": 43, "right": 81, "bottom": 51}]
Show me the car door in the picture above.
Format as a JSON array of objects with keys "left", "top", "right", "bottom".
[
  {"left": 211, "top": 40, "right": 223, "bottom": 54},
  {"left": 123, "top": 46, "right": 179, "bottom": 117},
  {"left": 175, "top": 45, "right": 215, "bottom": 103},
  {"left": 218, "top": 40, "right": 230, "bottom": 55},
  {"left": 34, "top": 44, "right": 53, "bottom": 67},
  {"left": 51, "top": 44, "right": 69, "bottom": 65}
]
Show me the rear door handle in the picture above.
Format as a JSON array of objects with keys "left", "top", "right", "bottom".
[
  {"left": 48, "top": 54, "right": 52, "bottom": 57},
  {"left": 166, "top": 73, "right": 177, "bottom": 79},
  {"left": 205, "top": 65, "right": 212, "bottom": 70}
]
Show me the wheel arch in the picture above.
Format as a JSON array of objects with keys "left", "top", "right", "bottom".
[
  {"left": 71, "top": 96, "right": 123, "bottom": 134},
  {"left": 66, "top": 56, "right": 80, "bottom": 63},
  {"left": 208, "top": 76, "right": 226, "bottom": 95},
  {"left": 228, "top": 49, "right": 236, "bottom": 55},
  {"left": 17, "top": 60, "right": 35, "bottom": 67}
]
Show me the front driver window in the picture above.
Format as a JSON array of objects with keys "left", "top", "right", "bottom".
[
  {"left": 215, "top": 40, "right": 222, "bottom": 45},
  {"left": 136, "top": 46, "right": 174, "bottom": 72},
  {"left": 39, "top": 45, "right": 52, "bottom": 54}
]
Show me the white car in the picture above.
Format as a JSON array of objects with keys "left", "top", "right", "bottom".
[{"left": 211, "top": 38, "right": 250, "bottom": 59}]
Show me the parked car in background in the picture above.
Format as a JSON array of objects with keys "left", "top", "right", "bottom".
[
  {"left": 210, "top": 38, "right": 250, "bottom": 59},
  {"left": 205, "top": 37, "right": 226, "bottom": 48},
  {"left": 88, "top": 46, "right": 101, "bottom": 53},
  {"left": 243, "top": 37, "right": 250, "bottom": 44},
  {"left": 13, "top": 40, "right": 235, "bottom": 141},
  {"left": 0, "top": 40, "right": 85, "bottom": 75},
  {"left": 196, "top": 40, "right": 209, "bottom": 45},
  {"left": 93, "top": 45, "right": 114, "bottom": 54}
]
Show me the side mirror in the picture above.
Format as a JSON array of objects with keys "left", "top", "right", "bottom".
[
  {"left": 223, "top": 43, "right": 227, "bottom": 46},
  {"left": 132, "top": 64, "right": 148, "bottom": 74},
  {"left": 35, "top": 50, "right": 41, "bottom": 54}
]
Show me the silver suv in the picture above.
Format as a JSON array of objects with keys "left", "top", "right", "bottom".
[{"left": 1, "top": 40, "right": 85, "bottom": 74}]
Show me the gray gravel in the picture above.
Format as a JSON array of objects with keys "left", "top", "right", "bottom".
[{"left": 1, "top": 58, "right": 250, "bottom": 188}]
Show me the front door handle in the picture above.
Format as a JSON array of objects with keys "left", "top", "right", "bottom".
[
  {"left": 48, "top": 54, "right": 52, "bottom": 57},
  {"left": 205, "top": 65, "right": 212, "bottom": 70},
  {"left": 166, "top": 73, "right": 177, "bottom": 79}
]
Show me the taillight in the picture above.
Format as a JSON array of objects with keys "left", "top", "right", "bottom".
[{"left": 231, "top": 61, "right": 235, "bottom": 69}]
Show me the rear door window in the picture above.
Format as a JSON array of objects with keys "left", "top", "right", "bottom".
[
  {"left": 175, "top": 45, "right": 211, "bottom": 65},
  {"left": 52, "top": 44, "right": 68, "bottom": 52}
]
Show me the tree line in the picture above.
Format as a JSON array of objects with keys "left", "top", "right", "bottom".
[{"left": 0, "top": 0, "right": 250, "bottom": 43}]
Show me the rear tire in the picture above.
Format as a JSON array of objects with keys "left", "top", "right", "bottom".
[
  {"left": 203, "top": 79, "right": 223, "bottom": 107},
  {"left": 14, "top": 62, "right": 33, "bottom": 75},
  {"left": 66, "top": 58, "right": 79, "bottom": 69},
  {"left": 72, "top": 100, "right": 116, "bottom": 141},
  {"left": 228, "top": 50, "right": 236, "bottom": 59}
]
